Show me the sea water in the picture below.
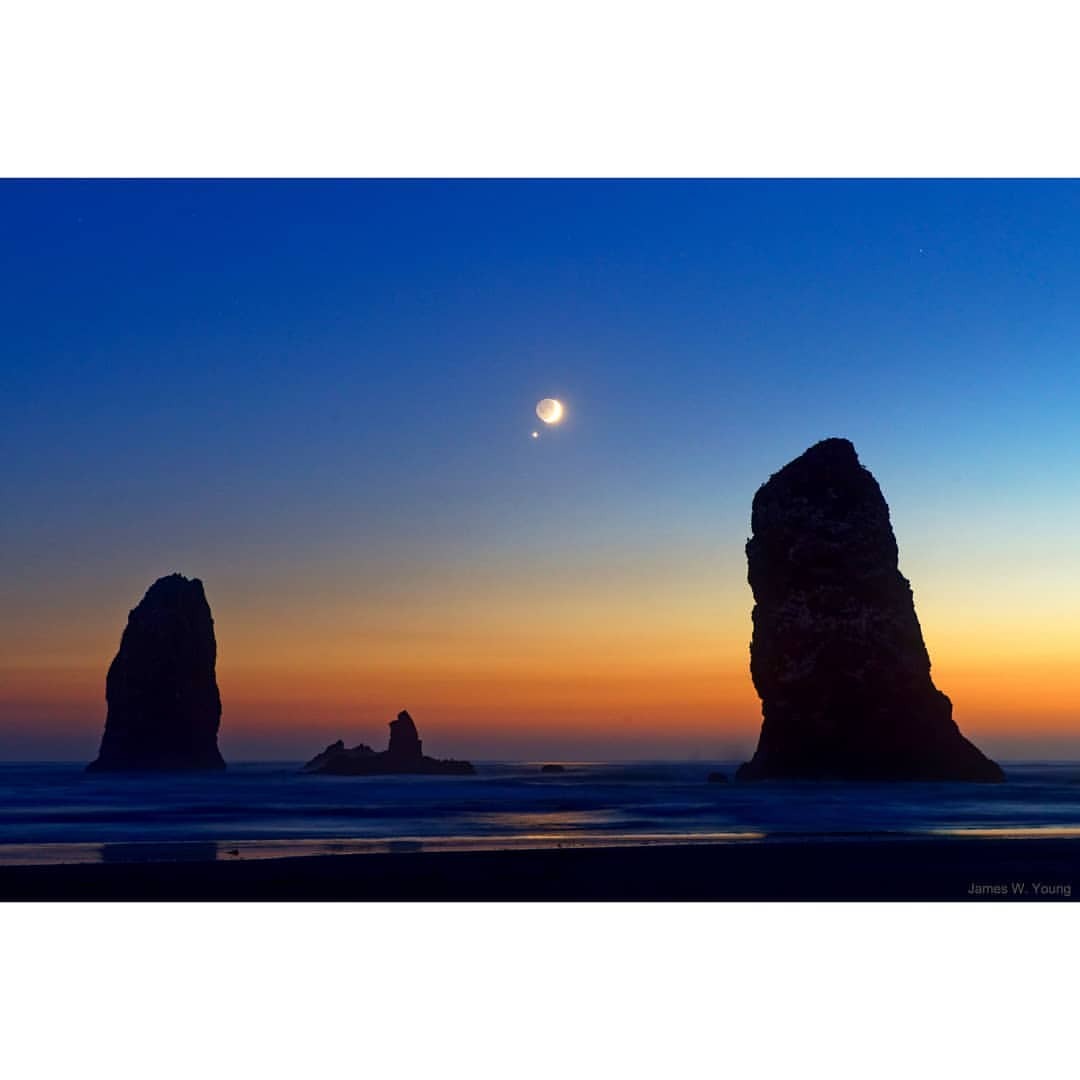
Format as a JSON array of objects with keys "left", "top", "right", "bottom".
[{"left": 1, "top": 760, "right": 1079, "bottom": 865}]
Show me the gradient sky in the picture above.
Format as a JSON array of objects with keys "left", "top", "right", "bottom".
[{"left": 3, "top": 179, "right": 1080, "bottom": 760}]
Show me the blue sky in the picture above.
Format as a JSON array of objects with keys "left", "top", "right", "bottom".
[{"left": 3, "top": 180, "right": 1080, "bottom": 758}]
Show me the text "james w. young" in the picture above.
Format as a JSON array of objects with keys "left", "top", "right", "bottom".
[{"left": 968, "top": 881, "right": 1071, "bottom": 897}]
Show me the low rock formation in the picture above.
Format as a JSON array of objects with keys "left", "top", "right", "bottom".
[
  {"left": 540, "top": 764, "right": 566, "bottom": 774},
  {"left": 303, "top": 710, "right": 474, "bottom": 776},
  {"left": 87, "top": 574, "right": 225, "bottom": 771},
  {"left": 737, "top": 439, "right": 1003, "bottom": 782},
  {"left": 301, "top": 739, "right": 374, "bottom": 773}
]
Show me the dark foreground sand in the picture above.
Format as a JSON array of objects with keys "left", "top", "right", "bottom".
[{"left": 1, "top": 837, "right": 1078, "bottom": 900}]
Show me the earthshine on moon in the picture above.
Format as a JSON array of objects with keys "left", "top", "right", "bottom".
[{"left": 536, "top": 398, "right": 564, "bottom": 424}]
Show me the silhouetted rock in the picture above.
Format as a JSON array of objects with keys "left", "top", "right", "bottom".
[
  {"left": 87, "top": 574, "right": 225, "bottom": 771},
  {"left": 707, "top": 772, "right": 728, "bottom": 783},
  {"left": 737, "top": 439, "right": 1003, "bottom": 783},
  {"left": 302, "top": 739, "right": 376, "bottom": 773},
  {"left": 387, "top": 710, "right": 423, "bottom": 762},
  {"left": 303, "top": 711, "right": 474, "bottom": 776},
  {"left": 540, "top": 764, "right": 566, "bottom": 773}
]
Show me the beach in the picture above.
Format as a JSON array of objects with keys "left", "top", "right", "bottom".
[
  {"left": 0, "top": 835, "right": 1076, "bottom": 901},
  {"left": 4, "top": 760, "right": 1080, "bottom": 899}
]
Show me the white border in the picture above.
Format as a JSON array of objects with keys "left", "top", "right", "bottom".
[
  {"left": 3, "top": 903, "right": 1077, "bottom": 1079},
  {"left": 4, "top": 2, "right": 1080, "bottom": 177}
]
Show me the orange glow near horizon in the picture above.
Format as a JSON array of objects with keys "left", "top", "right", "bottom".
[
  {"left": 5, "top": 590, "right": 1080, "bottom": 759},
  {"left": 3, "top": 543, "right": 1080, "bottom": 759}
]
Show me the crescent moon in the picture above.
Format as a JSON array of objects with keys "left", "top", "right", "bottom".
[{"left": 536, "top": 398, "right": 564, "bottom": 424}]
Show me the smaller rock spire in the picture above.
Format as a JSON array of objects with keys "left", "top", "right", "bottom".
[{"left": 87, "top": 574, "right": 225, "bottom": 771}]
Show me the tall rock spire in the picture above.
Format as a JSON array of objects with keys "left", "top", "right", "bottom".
[{"left": 737, "top": 439, "right": 1002, "bottom": 782}]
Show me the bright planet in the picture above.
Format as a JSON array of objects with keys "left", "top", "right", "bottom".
[{"left": 536, "top": 398, "right": 564, "bottom": 424}]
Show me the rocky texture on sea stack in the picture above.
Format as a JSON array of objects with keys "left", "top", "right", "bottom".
[
  {"left": 87, "top": 574, "right": 225, "bottom": 771},
  {"left": 302, "top": 710, "right": 474, "bottom": 776},
  {"left": 737, "top": 439, "right": 1003, "bottom": 782}
]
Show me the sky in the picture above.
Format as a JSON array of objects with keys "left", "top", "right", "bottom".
[{"left": 2, "top": 179, "right": 1080, "bottom": 760}]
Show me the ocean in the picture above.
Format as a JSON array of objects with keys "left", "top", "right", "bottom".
[{"left": 1, "top": 760, "right": 1079, "bottom": 866}]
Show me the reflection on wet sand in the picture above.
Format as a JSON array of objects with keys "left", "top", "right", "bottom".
[
  {"left": 0, "top": 831, "right": 769, "bottom": 867},
  {"left": 930, "top": 826, "right": 1080, "bottom": 839},
  {"left": 100, "top": 842, "right": 220, "bottom": 863}
]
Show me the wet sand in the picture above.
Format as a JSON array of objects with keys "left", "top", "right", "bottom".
[{"left": 1, "top": 836, "right": 1078, "bottom": 900}]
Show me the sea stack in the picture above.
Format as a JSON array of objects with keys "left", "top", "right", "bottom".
[
  {"left": 303, "top": 710, "right": 474, "bottom": 776},
  {"left": 737, "top": 439, "right": 1003, "bottom": 782},
  {"left": 387, "top": 710, "right": 423, "bottom": 761},
  {"left": 87, "top": 574, "right": 225, "bottom": 771}
]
